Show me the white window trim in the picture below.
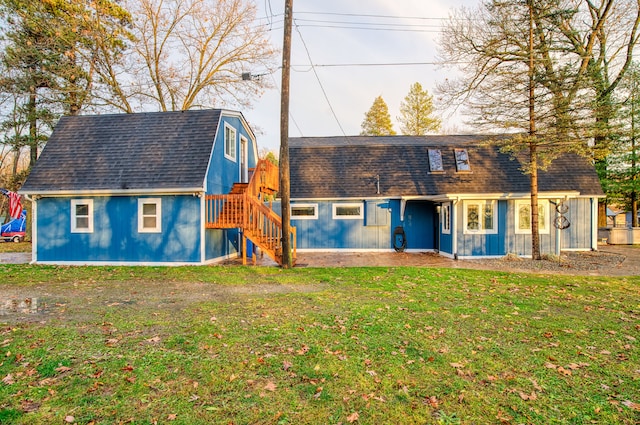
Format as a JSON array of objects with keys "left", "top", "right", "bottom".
[
  {"left": 224, "top": 123, "right": 237, "bottom": 162},
  {"left": 291, "top": 203, "right": 318, "bottom": 220},
  {"left": 71, "top": 199, "right": 94, "bottom": 233},
  {"left": 138, "top": 198, "right": 162, "bottom": 233},
  {"left": 515, "top": 199, "right": 550, "bottom": 234},
  {"left": 332, "top": 202, "right": 364, "bottom": 220},
  {"left": 463, "top": 200, "right": 498, "bottom": 234},
  {"left": 441, "top": 202, "right": 451, "bottom": 234}
]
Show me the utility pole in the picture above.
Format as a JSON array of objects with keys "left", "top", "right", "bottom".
[{"left": 279, "top": 0, "right": 293, "bottom": 268}]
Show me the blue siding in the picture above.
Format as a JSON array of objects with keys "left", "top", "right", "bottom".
[
  {"left": 403, "top": 201, "right": 436, "bottom": 250},
  {"left": 560, "top": 198, "right": 593, "bottom": 249},
  {"left": 291, "top": 200, "right": 391, "bottom": 250},
  {"left": 291, "top": 197, "right": 596, "bottom": 257},
  {"left": 205, "top": 115, "right": 257, "bottom": 195},
  {"left": 205, "top": 228, "right": 240, "bottom": 261},
  {"left": 504, "top": 200, "right": 555, "bottom": 256},
  {"left": 36, "top": 195, "right": 201, "bottom": 263},
  {"left": 291, "top": 199, "right": 438, "bottom": 251},
  {"left": 439, "top": 207, "right": 453, "bottom": 255},
  {"left": 457, "top": 200, "right": 507, "bottom": 257}
]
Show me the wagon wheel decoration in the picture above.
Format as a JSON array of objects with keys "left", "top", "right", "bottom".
[
  {"left": 554, "top": 215, "right": 570, "bottom": 230},
  {"left": 556, "top": 201, "right": 569, "bottom": 214}
]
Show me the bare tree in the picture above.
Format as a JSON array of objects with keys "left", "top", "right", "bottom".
[
  {"left": 104, "top": 0, "right": 277, "bottom": 112},
  {"left": 438, "top": 0, "right": 636, "bottom": 259}
]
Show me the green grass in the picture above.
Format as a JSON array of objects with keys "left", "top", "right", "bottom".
[{"left": 0, "top": 264, "right": 638, "bottom": 424}]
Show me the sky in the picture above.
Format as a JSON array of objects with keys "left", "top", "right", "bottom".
[{"left": 243, "top": 0, "right": 474, "bottom": 153}]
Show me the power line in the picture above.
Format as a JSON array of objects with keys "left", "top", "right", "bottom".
[{"left": 293, "top": 20, "right": 347, "bottom": 137}]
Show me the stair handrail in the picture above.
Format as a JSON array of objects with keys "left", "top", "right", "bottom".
[{"left": 246, "top": 159, "right": 279, "bottom": 199}]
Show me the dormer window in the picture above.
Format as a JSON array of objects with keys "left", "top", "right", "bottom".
[
  {"left": 428, "top": 149, "right": 444, "bottom": 172},
  {"left": 454, "top": 148, "right": 471, "bottom": 172}
]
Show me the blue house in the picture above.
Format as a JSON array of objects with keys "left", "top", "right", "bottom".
[
  {"left": 288, "top": 136, "right": 604, "bottom": 259},
  {"left": 20, "top": 109, "right": 284, "bottom": 265}
]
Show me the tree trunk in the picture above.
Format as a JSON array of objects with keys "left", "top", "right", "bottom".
[{"left": 28, "top": 85, "right": 38, "bottom": 169}]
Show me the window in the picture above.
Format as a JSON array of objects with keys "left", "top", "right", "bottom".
[
  {"left": 515, "top": 200, "right": 550, "bottom": 234},
  {"left": 138, "top": 198, "right": 162, "bottom": 233},
  {"left": 224, "top": 123, "right": 236, "bottom": 161},
  {"left": 454, "top": 148, "right": 471, "bottom": 172},
  {"left": 428, "top": 149, "right": 444, "bottom": 172},
  {"left": 464, "top": 200, "right": 497, "bottom": 234},
  {"left": 332, "top": 203, "right": 364, "bottom": 220},
  {"left": 71, "top": 199, "right": 93, "bottom": 233},
  {"left": 441, "top": 202, "right": 451, "bottom": 234},
  {"left": 291, "top": 203, "right": 318, "bottom": 220}
]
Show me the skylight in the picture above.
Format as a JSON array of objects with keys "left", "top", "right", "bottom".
[
  {"left": 454, "top": 148, "right": 471, "bottom": 172},
  {"left": 428, "top": 149, "right": 444, "bottom": 172}
]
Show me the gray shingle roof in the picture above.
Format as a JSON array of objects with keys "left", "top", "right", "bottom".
[
  {"left": 289, "top": 135, "right": 604, "bottom": 199},
  {"left": 21, "top": 109, "right": 222, "bottom": 193}
]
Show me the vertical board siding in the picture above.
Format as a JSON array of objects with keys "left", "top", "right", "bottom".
[
  {"left": 457, "top": 200, "right": 507, "bottom": 257},
  {"left": 291, "top": 200, "right": 392, "bottom": 250},
  {"left": 560, "top": 198, "right": 592, "bottom": 249},
  {"left": 504, "top": 200, "right": 556, "bottom": 256},
  {"left": 36, "top": 195, "right": 201, "bottom": 263},
  {"left": 403, "top": 201, "right": 436, "bottom": 250},
  {"left": 205, "top": 228, "right": 239, "bottom": 260},
  {"left": 205, "top": 115, "right": 257, "bottom": 195}
]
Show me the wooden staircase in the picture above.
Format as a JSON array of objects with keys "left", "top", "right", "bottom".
[{"left": 205, "top": 159, "right": 296, "bottom": 266}]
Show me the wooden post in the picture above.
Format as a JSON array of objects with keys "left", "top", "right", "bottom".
[
  {"left": 279, "top": 0, "right": 293, "bottom": 268},
  {"left": 242, "top": 234, "right": 247, "bottom": 265}
]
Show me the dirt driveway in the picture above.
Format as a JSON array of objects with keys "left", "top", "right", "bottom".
[
  {"left": 238, "top": 244, "right": 640, "bottom": 276},
  {"left": 2, "top": 245, "right": 639, "bottom": 276}
]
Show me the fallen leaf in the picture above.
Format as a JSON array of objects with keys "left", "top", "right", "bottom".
[
  {"left": 56, "top": 366, "right": 72, "bottom": 373},
  {"left": 425, "top": 395, "right": 439, "bottom": 408},
  {"left": 264, "top": 381, "right": 277, "bottom": 392},
  {"left": 282, "top": 360, "right": 293, "bottom": 371},
  {"left": 21, "top": 400, "right": 40, "bottom": 413},
  {"left": 621, "top": 400, "right": 640, "bottom": 411},
  {"left": 519, "top": 391, "right": 538, "bottom": 401},
  {"left": 346, "top": 412, "right": 359, "bottom": 423},
  {"left": 167, "top": 413, "right": 177, "bottom": 420},
  {"left": 557, "top": 367, "right": 572, "bottom": 376},
  {"left": 146, "top": 336, "right": 161, "bottom": 343},
  {"left": 2, "top": 373, "right": 14, "bottom": 385},
  {"left": 450, "top": 362, "right": 464, "bottom": 369},
  {"left": 530, "top": 378, "right": 543, "bottom": 392},
  {"left": 65, "top": 415, "right": 75, "bottom": 423}
]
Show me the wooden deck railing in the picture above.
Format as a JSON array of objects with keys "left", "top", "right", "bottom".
[
  {"left": 204, "top": 159, "right": 295, "bottom": 266},
  {"left": 204, "top": 194, "right": 244, "bottom": 229}
]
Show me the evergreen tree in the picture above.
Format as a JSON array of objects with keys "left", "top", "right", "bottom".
[
  {"left": 398, "top": 82, "right": 441, "bottom": 135},
  {"left": 0, "top": 0, "right": 132, "bottom": 168},
  {"left": 360, "top": 96, "right": 396, "bottom": 136},
  {"left": 604, "top": 62, "right": 640, "bottom": 226}
]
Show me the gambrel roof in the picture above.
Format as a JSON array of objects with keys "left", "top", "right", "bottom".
[
  {"left": 21, "top": 110, "right": 226, "bottom": 194},
  {"left": 289, "top": 135, "right": 604, "bottom": 199}
]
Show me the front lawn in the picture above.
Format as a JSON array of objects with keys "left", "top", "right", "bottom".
[{"left": 0, "top": 265, "right": 638, "bottom": 424}]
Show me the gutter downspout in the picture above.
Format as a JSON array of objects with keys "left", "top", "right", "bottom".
[
  {"left": 24, "top": 194, "right": 36, "bottom": 264},
  {"left": 591, "top": 197, "right": 598, "bottom": 251},
  {"left": 452, "top": 198, "right": 459, "bottom": 260},
  {"left": 555, "top": 198, "right": 561, "bottom": 257}
]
